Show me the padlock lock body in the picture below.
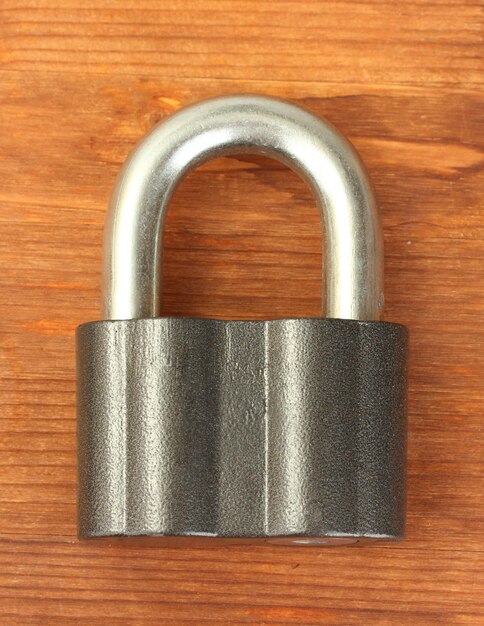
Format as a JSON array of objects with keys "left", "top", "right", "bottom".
[{"left": 77, "top": 317, "right": 407, "bottom": 542}]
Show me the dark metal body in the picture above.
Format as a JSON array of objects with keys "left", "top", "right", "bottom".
[{"left": 78, "top": 317, "right": 407, "bottom": 542}]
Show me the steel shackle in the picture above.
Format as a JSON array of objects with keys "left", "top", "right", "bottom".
[
  {"left": 77, "top": 95, "right": 408, "bottom": 544},
  {"left": 102, "top": 95, "right": 383, "bottom": 321}
]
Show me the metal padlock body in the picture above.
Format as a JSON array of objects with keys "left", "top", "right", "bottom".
[{"left": 77, "top": 96, "right": 408, "bottom": 544}]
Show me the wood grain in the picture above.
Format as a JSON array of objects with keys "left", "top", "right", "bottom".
[{"left": 0, "top": 1, "right": 483, "bottom": 624}]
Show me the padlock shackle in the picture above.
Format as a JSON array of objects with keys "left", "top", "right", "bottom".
[{"left": 102, "top": 95, "right": 383, "bottom": 321}]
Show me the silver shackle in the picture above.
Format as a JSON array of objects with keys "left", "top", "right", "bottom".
[{"left": 102, "top": 95, "right": 383, "bottom": 321}]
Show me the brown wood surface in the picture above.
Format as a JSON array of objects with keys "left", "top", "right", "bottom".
[{"left": 0, "top": 1, "right": 483, "bottom": 624}]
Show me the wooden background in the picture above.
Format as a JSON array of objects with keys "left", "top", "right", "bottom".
[{"left": 0, "top": 1, "right": 483, "bottom": 624}]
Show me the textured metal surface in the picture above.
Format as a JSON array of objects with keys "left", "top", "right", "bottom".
[
  {"left": 77, "top": 318, "right": 407, "bottom": 541},
  {"left": 102, "top": 95, "right": 383, "bottom": 321}
]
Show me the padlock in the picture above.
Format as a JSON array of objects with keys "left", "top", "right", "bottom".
[{"left": 77, "top": 95, "right": 408, "bottom": 544}]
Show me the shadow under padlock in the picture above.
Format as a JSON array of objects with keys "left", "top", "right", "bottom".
[{"left": 77, "top": 95, "right": 408, "bottom": 545}]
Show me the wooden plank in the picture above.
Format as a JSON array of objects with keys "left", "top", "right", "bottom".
[
  {"left": 1, "top": 1, "right": 482, "bottom": 86},
  {"left": 0, "top": 1, "right": 483, "bottom": 623}
]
